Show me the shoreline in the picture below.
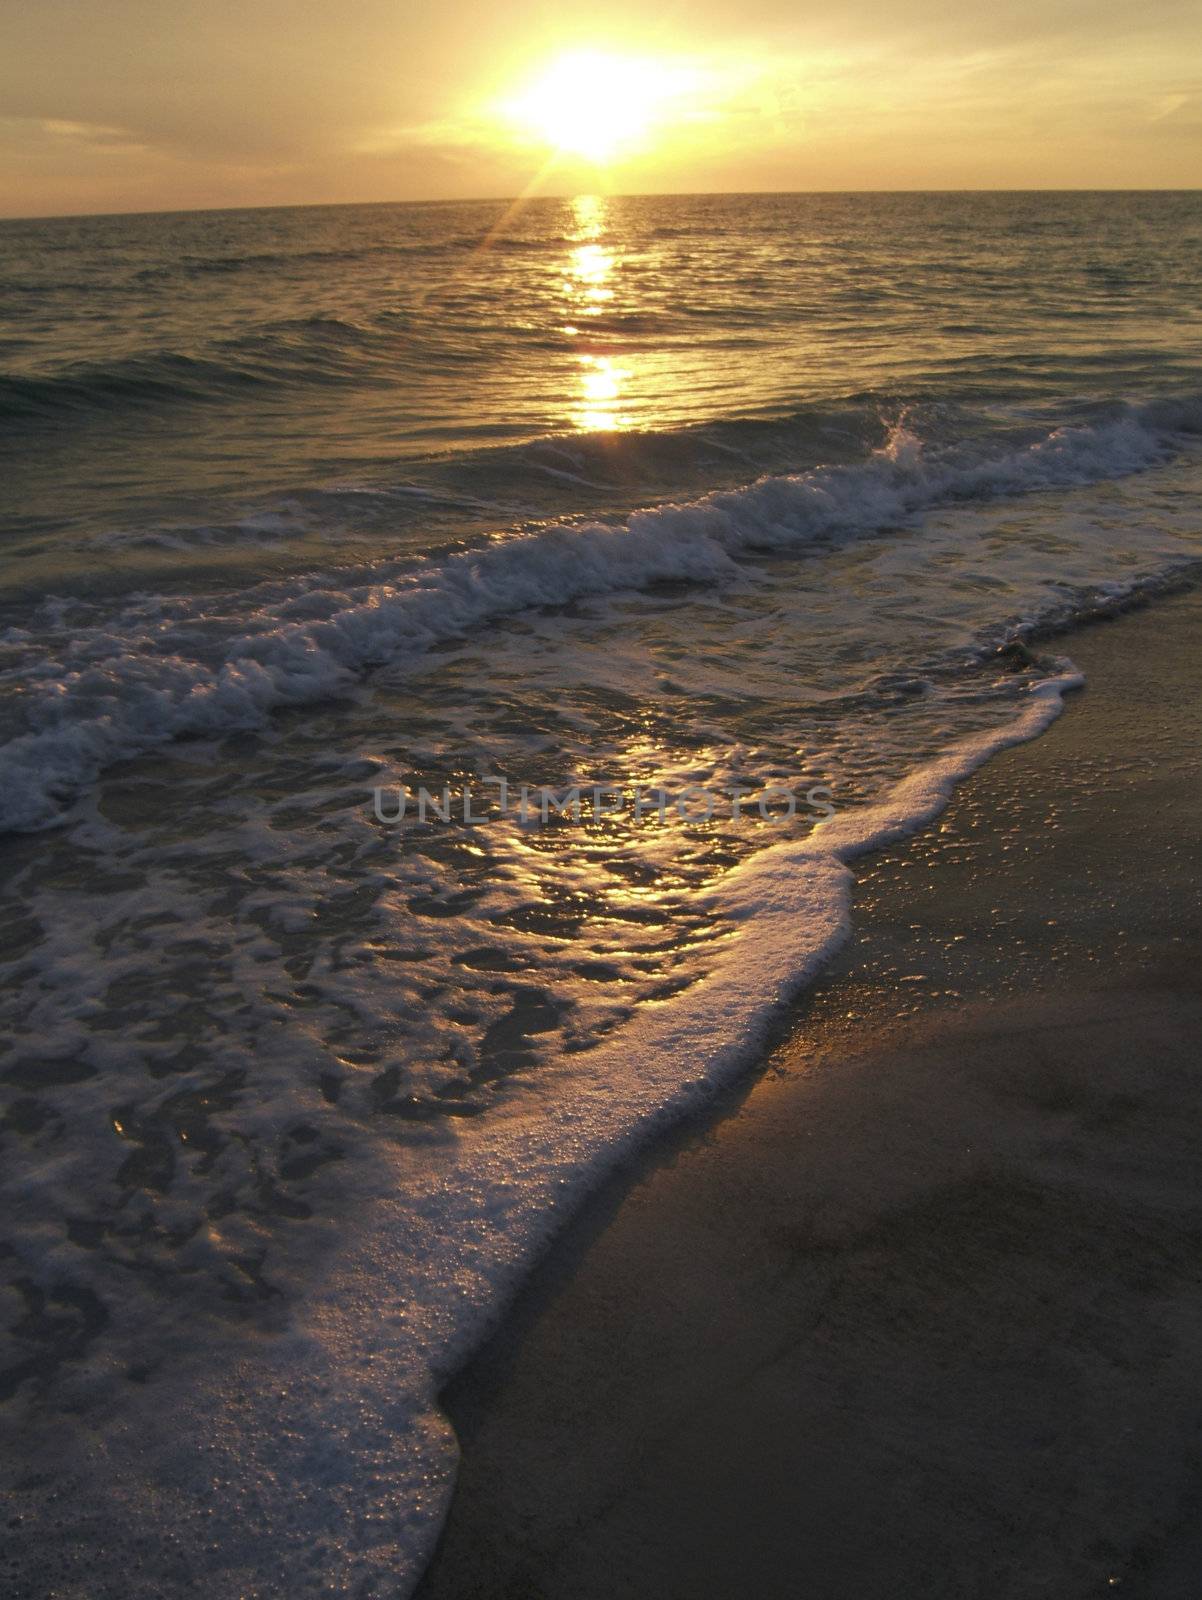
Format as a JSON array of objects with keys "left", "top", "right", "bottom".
[{"left": 417, "top": 585, "right": 1202, "bottom": 1599}]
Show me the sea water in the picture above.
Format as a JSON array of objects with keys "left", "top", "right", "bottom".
[{"left": 1, "top": 190, "right": 1201, "bottom": 1597}]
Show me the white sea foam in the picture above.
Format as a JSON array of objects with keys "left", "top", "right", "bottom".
[
  {"left": 0, "top": 666, "right": 1081, "bottom": 1598},
  {"left": 0, "top": 406, "right": 1189, "bottom": 833},
  {"left": 4, "top": 435, "right": 1201, "bottom": 1600}
]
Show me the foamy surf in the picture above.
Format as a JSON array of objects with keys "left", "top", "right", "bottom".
[
  {"left": 0, "top": 664, "right": 1082, "bottom": 1600},
  {"left": 0, "top": 401, "right": 1193, "bottom": 833}
]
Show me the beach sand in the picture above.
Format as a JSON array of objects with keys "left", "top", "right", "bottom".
[{"left": 417, "top": 586, "right": 1202, "bottom": 1600}]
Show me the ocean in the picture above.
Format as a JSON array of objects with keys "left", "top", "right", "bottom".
[{"left": 2, "top": 190, "right": 1201, "bottom": 1597}]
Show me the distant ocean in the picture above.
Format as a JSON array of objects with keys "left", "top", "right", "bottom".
[{"left": 2, "top": 191, "right": 1201, "bottom": 1598}]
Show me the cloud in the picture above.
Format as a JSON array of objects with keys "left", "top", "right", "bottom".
[{"left": 4, "top": 116, "right": 146, "bottom": 152}]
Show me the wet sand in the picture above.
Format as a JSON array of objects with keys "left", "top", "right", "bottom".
[{"left": 418, "top": 587, "right": 1202, "bottom": 1600}]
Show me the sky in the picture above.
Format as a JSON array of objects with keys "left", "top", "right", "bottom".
[{"left": 1, "top": 0, "right": 1200, "bottom": 217}]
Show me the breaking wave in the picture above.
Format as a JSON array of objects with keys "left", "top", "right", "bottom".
[{"left": 2, "top": 397, "right": 1199, "bottom": 833}]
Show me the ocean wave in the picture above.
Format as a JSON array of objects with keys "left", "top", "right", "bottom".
[
  {"left": 128, "top": 238, "right": 479, "bottom": 281},
  {"left": 1, "top": 398, "right": 1197, "bottom": 833},
  {"left": 0, "top": 320, "right": 394, "bottom": 421},
  {"left": 0, "top": 668, "right": 1084, "bottom": 1599},
  {"left": 0, "top": 351, "right": 272, "bottom": 420},
  {"left": 1, "top": 303, "right": 573, "bottom": 425}
]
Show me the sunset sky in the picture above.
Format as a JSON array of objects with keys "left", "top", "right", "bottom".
[{"left": 2, "top": 0, "right": 1200, "bottom": 218}]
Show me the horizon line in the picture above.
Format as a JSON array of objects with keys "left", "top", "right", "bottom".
[{"left": 3, "top": 185, "right": 1201, "bottom": 226}]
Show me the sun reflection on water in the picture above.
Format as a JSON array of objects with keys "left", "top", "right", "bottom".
[
  {"left": 562, "top": 195, "right": 637, "bottom": 432},
  {"left": 574, "top": 353, "right": 633, "bottom": 431},
  {"left": 567, "top": 243, "right": 615, "bottom": 304}
]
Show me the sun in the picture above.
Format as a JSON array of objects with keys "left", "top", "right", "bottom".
[{"left": 503, "top": 50, "right": 698, "bottom": 164}]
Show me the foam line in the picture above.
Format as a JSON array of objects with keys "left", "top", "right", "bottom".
[
  {"left": 0, "top": 403, "right": 1187, "bottom": 833},
  {"left": 7, "top": 670, "right": 1076, "bottom": 1598}
]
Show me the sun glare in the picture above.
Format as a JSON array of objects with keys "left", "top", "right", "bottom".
[{"left": 503, "top": 50, "right": 698, "bottom": 163}]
